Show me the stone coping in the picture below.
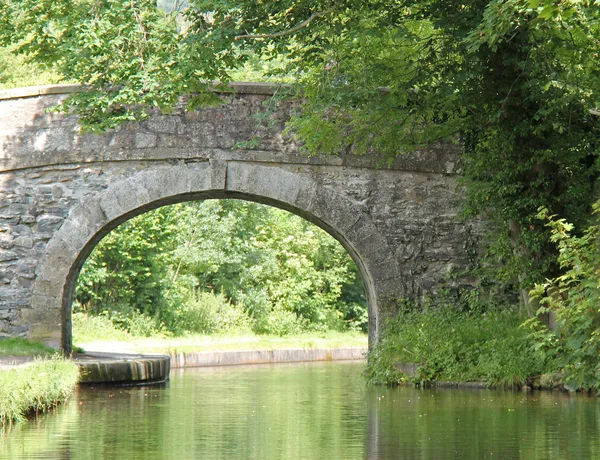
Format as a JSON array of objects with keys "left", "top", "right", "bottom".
[
  {"left": 0, "top": 347, "right": 366, "bottom": 384},
  {"left": 76, "top": 347, "right": 366, "bottom": 384},
  {"left": 74, "top": 352, "right": 171, "bottom": 384},
  {"left": 0, "top": 81, "right": 289, "bottom": 101},
  {"left": 169, "top": 347, "right": 367, "bottom": 368}
]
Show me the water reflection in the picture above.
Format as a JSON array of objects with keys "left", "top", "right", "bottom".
[{"left": 1, "top": 362, "right": 599, "bottom": 459}]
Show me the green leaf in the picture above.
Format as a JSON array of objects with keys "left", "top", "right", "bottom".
[{"left": 539, "top": 5, "right": 557, "bottom": 19}]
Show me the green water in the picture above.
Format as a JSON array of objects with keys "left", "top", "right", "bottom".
[{"left": 2, "top": 362, "right": 600, "bottom": 459}]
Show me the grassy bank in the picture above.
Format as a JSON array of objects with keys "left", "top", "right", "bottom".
[
  {"left": 0, "top": 358, "right": 79, "bottom": 426},
  {"left": 73, "top": 311, "right": 367, "bottom": 355},
  {"left": 365, "top": 303, "right": 554, "bottom": 388},
  {"left": 75, "top": 331, "right": 368, "bottom": 355},
  {"left": 0, "top": 338, "right": 55, "bottom": 357}
]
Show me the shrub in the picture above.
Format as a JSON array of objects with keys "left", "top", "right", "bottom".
[
  {"left": 256, "top": 307, "right": 303, "bottom": 336},
  {"left": 529, "top": 206, "right": 600, "bottom": 391},
  {"left": 365, "top": 299, "right": 547, "bottom": 387},
  {"left": 175, "top": 291, "right": 252, "bottom": 335},
  {"left": 108, "top": 307, "right": 162, "bottom": 337}
]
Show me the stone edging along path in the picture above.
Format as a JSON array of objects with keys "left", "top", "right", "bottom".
[{"left": 74, "top": 347, "right": 367, "bottom": 385}]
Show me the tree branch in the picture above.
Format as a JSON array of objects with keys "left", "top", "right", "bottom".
[{"left": 234, "top": 8, "right": 334, "bottom": 41}]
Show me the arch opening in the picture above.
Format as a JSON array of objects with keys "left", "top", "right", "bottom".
[
  {"left": 30, "top": 162, "right": 401, "bottom": 353},
  {"left": 69, "top": 196, "right": 370, "bottom": 352}
]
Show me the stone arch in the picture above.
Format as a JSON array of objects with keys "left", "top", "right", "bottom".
[{"left": 30, "top": 160, "right": 402, "bottom": 353}]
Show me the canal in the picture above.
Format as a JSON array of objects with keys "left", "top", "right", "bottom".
[{"left": 2, "top": 362, "right": 599, "bottom": 459}]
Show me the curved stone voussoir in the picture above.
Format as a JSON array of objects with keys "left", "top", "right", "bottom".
[
  {"left": 131, "top": 162, "right": 212, "bottom": 206},
  {"left": 56, "top": 199, "right": 108, "bottom": 251},
  {"left": 99, "top": 178, "right": 151, "bottom": 221},
  {"left": 226, "top": 162, "right": 302, "bottom": 205},
  {"left": 37, "top": 237, "right": 79, "bottom": 280},
  {"left": 303, "top": 187, "right": 366, "bottom": 235}
]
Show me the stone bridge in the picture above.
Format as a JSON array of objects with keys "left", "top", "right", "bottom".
[{"left": 0, "top": 83, "right": 470, "bottom": 352}]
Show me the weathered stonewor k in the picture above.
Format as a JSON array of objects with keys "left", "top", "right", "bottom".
[{"left": 0, "top": 83, "right": 468, "bottom": 353}]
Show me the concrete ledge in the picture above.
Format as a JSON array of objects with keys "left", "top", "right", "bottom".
[
  {"left": 431, "top": 381, "right": 490, "bottom": 389},
  {"left": 74, "top": 352, "right": 170, "bottom": 384},
  {"left": 67, "top": 347, "right": 365, "bottom": 384},
  {"left": 169, "top": 347, "right": 367, "bottom": 368}
]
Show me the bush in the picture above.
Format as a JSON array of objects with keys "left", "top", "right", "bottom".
[
  {"left": 529, "top": 206, "right": 600, "bottom": 391},
  {"left": 108, "top": 307, "right": 162, "bottom": 337},
  {"left": 254, "top": 307, "right": 303, "bottom": 336},
  {"left": 175, "top": 291, "right": 251, "bottom": 335},
  {"left": 365, "top": 299, "right": 547, "bottom": 387}
]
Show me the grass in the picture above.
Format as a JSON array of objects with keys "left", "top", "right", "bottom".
[
  {"left": 75, "top": 331, "right": 368, "bottom": 355},
  {"left": 365, "top": 303, "right": 551, "bottom": 387},
  {"left": 0, "top": 358, "right": 79, "bottom": 426},
  {"left": 73, "top": 311, "right": 367, "bottom": 354},
  {"left": 0, "top": 338, "right": 55, "bottom": 357}
]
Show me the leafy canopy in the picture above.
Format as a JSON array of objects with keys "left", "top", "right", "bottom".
[{"left": 2, "top": 0, "right": 600, "bottom": 287}]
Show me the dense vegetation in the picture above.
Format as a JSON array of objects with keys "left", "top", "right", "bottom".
[
  {"left": 2, "top": 0, "right": 597, "bottom": 291},
  {"left": 74, "top": 199, "right": 366, "bottom": 338},
  {"left": 365, "top": 301, "right": 550, "bottom": 388},
  {"left": 1, "top": 1, "right": 600, "bottom": 389}
]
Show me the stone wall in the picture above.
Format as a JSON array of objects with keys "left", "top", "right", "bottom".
[{"left": 0, "top": 83, "right": 468, "bottom": 350}]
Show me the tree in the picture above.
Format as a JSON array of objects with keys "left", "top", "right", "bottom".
[
  {"left": 2, "top": 0, "right": 599, "bottom": 303},
  {"left": 76, "top": 200, "right": 367, "bottom": 335}
]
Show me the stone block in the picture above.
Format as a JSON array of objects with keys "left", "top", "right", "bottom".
[
  {"left": 109, "top": 132, "right": 134, "bottom": 149},
  {"left": 0, "top": 308, "right": 16, "bottom": 320},
  {"left": 36, "top": 214, "right": 64, "bottom": 233},
  {"left": 27, "top": 324, "right": 61, "bottom": 348},
  {"left": 74, "top": 132, "right": 108, "bottom": 151},
  {"left": 146, "top": 115, "right": 182, "bottom": 134},
  {"left": 0, "top": 250, "right": 18, "bottom": 262},
  {"left": 305, "top": 190, "right": 362, "bottom": 234},
  {"left": 0, "top": 234, "right": 14, "bottom": 250},
  {"left": 20, "top": 215, "right": 36, "bottom": 224},
  {"left": 13, "top": 237, "right": 33, "bottom": 248},
  {"left": 134, "top": 132, "right": 157, "bottom": 149},
  {"left": 36, "top": 238, "right": 77, "bottom": 279},
  {"left": 209, "top": 160, "right": 227, "bottom": 190},
  {"left": 226, "top": 162, "right": 302, "bottom": 207},
  {"left": 61, "top": 200, "right": 107, "bottom": 249},
  {"left": 100, "top": 180, "right": 149, "bottom": 221},
  {"left": 32, "top": 128, "right": 72, "bottom": 153}
]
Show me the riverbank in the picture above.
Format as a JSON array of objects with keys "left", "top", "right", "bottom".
[
  {"left": 167, "top": 346, "right": 366, "bottom": 368},
  {"left": 0, "top": 358, "right": 79, "bottom": 426},
  {"left": 364, "top": 304, "right": 556, "bottom": 388},
  {"left": 74, "top": 331, "right": 368, "bottom": 355},
  {"left": 1, "top": 334, "right": 367, "bottom": 389},
  {"left": 74, "top": 346, "right": 366, "bottom": 383}
]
